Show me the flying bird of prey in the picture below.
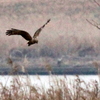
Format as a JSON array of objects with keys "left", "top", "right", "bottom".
[{"left": 6, "top": 19, "right": 50, "bottom": 46}]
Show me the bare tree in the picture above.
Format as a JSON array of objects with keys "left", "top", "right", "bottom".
[
  {"left": 86, "top": 0, "right": 100, "bottom": 29},
  {"left": 86, "top": 19, "right": 100, "bottom": 29},
  {"left": 94, "top": 0, "right": 100, "bottom": 6}
]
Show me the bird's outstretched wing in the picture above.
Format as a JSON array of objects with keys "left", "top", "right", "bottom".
[
  {"left": 6, "top": 28, "right": 32, "bottom": 41},
  {"left": 33, "top": 19, "right": 50, "bottom": 39}
]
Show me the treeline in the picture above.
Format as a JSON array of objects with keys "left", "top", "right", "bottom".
[
  {"left": 9, "top": 45, "right": 98, "bottom": 60},
  {"left": 9, "top": 46, "right": 65, "bottom": 59}
]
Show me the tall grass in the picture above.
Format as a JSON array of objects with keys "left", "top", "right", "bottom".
[
  {"left": 0, "top": 74, "right": 99, "bottom": 100},
  {"left": 1, "top": 57, "right": 98, "bottom": 100}
]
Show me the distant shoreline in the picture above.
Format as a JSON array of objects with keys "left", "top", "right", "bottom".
[{"left": 0, "top": 67, "right": 97, "bottom": 75}]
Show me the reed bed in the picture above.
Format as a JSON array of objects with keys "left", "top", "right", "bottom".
[
  {"left": 0, "top": 57, "right": 99, "bottom": 100},
  {"left": 0, "top": 74, "right": 99, "bottom": 100}
]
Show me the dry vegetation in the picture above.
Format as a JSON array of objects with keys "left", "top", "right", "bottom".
[
  {"left": 0, "top": 57, "right": 98, "bottom": 100},
  {"left": 0, "top": 75, "right": 99, "bottom": 100},
  {"left": 0, "top": 0, "right": 100, "bottom": 99}
]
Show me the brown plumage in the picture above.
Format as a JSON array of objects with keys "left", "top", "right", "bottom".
[{"left": 6, "top": 19, "right": 50, "bottom": 46}]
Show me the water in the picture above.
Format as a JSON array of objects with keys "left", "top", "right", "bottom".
[{"left": 0, "top": 75, "right": 99, "bottom": 89}]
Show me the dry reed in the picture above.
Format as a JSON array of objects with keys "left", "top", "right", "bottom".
[
  {"left": 0, "top": 74, "right": 99, "bottom": 100},
  {"left": 1, "top": 58, "right": 99, "bottom": 100}
]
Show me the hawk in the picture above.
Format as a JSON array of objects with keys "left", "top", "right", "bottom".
[{"left": 6, "top": 19, "right": 50, "bottom": 46}]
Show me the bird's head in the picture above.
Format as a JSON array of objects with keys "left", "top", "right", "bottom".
[
  {"left": 35, "top": 40, "right": 38, "bottom": 43},
  {"left": 28, "top": 40, "right": 38, "bottom": 46}
]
